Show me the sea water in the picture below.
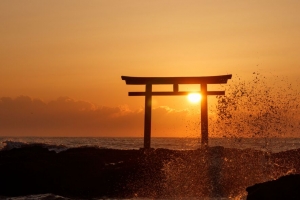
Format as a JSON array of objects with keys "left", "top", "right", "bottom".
[{"left": 1, "top": 137, "right": 300, "bottom": 153}]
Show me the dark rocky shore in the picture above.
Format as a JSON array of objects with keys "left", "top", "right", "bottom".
[
  {"left": 247, "top": 174, "right": 300, "bottom": 200},
  {"left": 1, "top": 145, "right": 300, "bottom": 199}
]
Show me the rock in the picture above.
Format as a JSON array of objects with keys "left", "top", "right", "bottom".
[
  {"left": 246, "top": 174, "right": 300, "bottom": 200},
  {"left": 1, "top": 145, "right": 300, "bottom": 199}
]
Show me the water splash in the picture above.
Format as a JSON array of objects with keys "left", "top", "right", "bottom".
[
  {"left": 161, "top": 72, "right": 300, "bottom": 198},
  {"left": 212, "top": 72, "right": 300, "bottom": 147}
]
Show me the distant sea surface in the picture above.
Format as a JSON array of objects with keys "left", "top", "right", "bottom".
[{"left": 1, "top": 136, "right": 300, "bottom": 153}]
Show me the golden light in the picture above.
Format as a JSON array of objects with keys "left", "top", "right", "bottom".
[{"left": 187, "top": 93, "right": 201, "bottom": 103}]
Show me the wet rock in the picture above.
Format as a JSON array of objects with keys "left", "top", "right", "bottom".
[
  {"left": 246, "top": 174, "right": 300, "bottom": 200},
  {"left": 0, "top": 146, "right": 176, "bottom": 199},
  {"left": 1, "top": 146, "right": 300, "bottom": 199}
]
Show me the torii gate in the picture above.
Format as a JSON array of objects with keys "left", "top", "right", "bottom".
[{"left": 121, "top": 75, "right": 232, "bottom": 149}]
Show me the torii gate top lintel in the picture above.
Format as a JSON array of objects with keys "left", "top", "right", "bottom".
[
  {"left": 121, "top": 74, "right": 232, "bottom": 149},
  {"left": 121, "top": 75, "right": 232, "bottom": 85}
]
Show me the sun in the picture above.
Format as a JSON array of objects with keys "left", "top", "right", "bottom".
[{"left": 187, "top": 93, "right": 201, "bottom": 103}]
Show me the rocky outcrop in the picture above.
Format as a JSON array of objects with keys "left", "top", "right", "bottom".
[
  {"left": 1, "top": 145, "right": 300, "bottom": 199},
  {"left": 246, "top": 174, "right": 300, "bottom": 200}
]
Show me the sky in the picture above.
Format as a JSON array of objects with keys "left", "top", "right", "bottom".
[{"left": 1, "top": 0, "right": 300, "bottom": 137}]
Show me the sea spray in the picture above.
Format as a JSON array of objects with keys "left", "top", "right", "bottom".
[
  {"left": 161, "top": 72, "right": 300, "bottom": 198},
  {"left": 161, "top": 147, "right": 264, "bottom": 198},
  {"left": 211, "top": 72, "right": 300, "bottom": 145},
  {"left": 161, "top": 147, "right": 300, "bottom": 198}
]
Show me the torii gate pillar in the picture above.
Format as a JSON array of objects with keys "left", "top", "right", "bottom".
[
  {"left": 122, "top": 75, "right": 232, "bottom": 149},
  {"left": 144, "top": 84, "right": 152, "bottom": 149},
  {"left": 201, "top": 83, "right": 208, "bottom": 146}
]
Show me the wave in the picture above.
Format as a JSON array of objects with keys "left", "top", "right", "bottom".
[
  {"left": 0, "top": 193, "right": 70, "bottom": 200},
  {"left": 0, "top": 140, "right": 111, "bottom": 153},
  {"left": 1, "top": 141, "right": 69, "bottom": 153}
]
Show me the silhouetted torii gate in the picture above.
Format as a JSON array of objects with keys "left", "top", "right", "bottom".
[{"left": 121, "top": 75, "right": 232, "bottom": 149}]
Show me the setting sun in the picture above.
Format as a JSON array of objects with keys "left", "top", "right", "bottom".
[{"left": 187, "top": 93, "right": 202, "bottom": 103}]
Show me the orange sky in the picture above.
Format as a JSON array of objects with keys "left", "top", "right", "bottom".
[{"left": 1, "top": 1, "right": 300, "bottom": 137}]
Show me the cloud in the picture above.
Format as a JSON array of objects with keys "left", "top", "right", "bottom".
[{"left": 0, "top": 96, "right": 195, "bottom": 137}]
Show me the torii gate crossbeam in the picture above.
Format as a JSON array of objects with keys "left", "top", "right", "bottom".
[{"left": 121, "top": 75, "right": 232, "bottom": 149}]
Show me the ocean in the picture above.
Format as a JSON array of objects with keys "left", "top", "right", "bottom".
[
  {"left": 1, "top": 137, "right": 300, "bottom": 200},
  {"left": 1, "top": 137, "right": 300, "bottom": 153}
]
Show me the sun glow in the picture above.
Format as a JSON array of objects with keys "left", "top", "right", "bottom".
[{"left": 187, "top": 93, "right": 201, "bottom": 103}]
